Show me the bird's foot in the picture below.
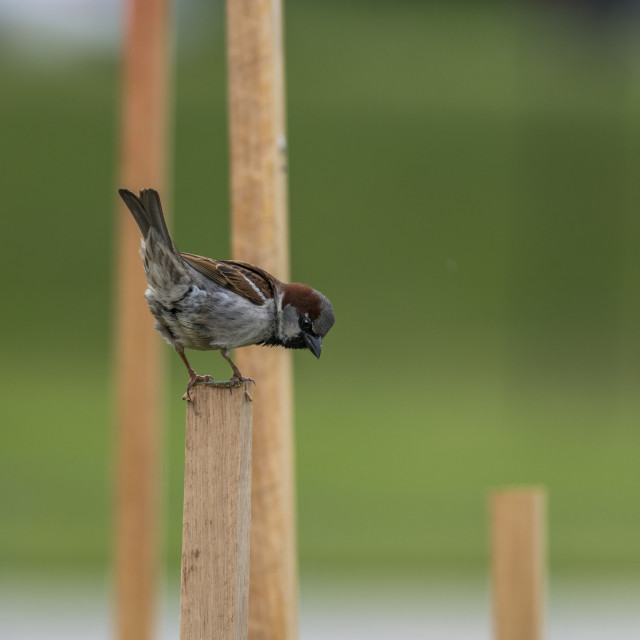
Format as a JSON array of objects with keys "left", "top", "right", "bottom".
[
  {"left": 182, "top": 374, "right": 214, "bottom": 401},
  {"left": 219, "top": 350, "right": 254, "bottom": 395},
  {"left": 227, "top": 374, "right": 255, "bottom": 394}
]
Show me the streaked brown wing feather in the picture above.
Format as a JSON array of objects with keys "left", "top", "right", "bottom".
[{"left": 181, "top": 253, "right": 278, "bottom": 305}]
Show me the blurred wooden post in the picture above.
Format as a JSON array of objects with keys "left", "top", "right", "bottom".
[
  {"left": 179, "top": 383, "right": 254, "bottom": 640},
  {"left": 490, "top": 488, "right": 546, "bottom": 640},
  {"left": 115, "top": 1, "right": 170, "bottom": 640},
  {"left": 226, "top": 1, "right": 297, "bottom": 639}
]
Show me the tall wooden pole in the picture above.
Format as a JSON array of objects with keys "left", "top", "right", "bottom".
[
  {"left": 226, "top": 2, "right": 297, "bottom": 639},
  {"left": 115, "top": 1, "right": 170, "bottom": 639},
  {"left": 179, "top": 383, "right": 254, "bottom": 640},
  {"left": 490, "top": 488, "right": 546, "bottom": 640}
]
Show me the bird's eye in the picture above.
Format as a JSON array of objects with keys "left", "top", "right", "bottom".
[{"left": 301, "top": 316, "right": 312, "bottom": 332}]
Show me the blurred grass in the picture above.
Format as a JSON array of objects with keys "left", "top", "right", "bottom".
[{"left": 1, "top": 1, "right": 640, "bottom": 578}]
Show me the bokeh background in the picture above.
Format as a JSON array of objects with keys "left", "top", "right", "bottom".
[{"left": 1, "top": 0, "right": 640, "bottom": 636}]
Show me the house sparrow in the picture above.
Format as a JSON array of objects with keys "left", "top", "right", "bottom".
[{"left": 118, "top": 188, "right": 335, "bottom": 399}]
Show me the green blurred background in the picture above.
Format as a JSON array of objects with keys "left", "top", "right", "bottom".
[{"left": 1, "top": 0, "right": 639, "bottom": 585}]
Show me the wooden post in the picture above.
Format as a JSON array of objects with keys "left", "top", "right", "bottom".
[
  {"left": 179, "top": 382, "right": 254, "bottom": 640},
  {"left": 226, "top": 2, "right": 297, "bottom": 640},
  {"left": 490, "top": 488, "right": 546, "bottom": 640},
  {"left": 114, "top": 1, "right": 170, "bottom": 640}
]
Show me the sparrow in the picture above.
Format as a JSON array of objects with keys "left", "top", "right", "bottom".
[{"left": 118, "top": 188, "right": 335, "bottom": 399}]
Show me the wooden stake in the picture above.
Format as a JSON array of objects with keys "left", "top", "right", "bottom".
[
  {"left": 179, "top": 383, "right": 254, "bottom": 640},
  {"left": 115, "top": 1, "right": 170, "bottom": 639},
  {"left": 490, "top": 488, "right": 546, "bottom": 640},
  {"left": 226, "top": 2, "right": 297, "bottom": 640}
]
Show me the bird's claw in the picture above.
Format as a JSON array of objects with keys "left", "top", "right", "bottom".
[
  {"left": 227, "top": 375, "right": 255, "bottom": 394},
  {"left": 182, "top": 374, "right": 214, "bottom": 401}
]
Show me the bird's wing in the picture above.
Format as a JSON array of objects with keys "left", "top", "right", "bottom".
[{"left": 181, "top": 253, "right": 279, "bottom": 305}]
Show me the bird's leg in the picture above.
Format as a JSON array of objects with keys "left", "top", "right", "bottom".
[
  {"left": 220, "top": 348, "right": 255, "bottom": 390},
  {"left": 175, "top": 345, "right": 213, "bottom": 401}
]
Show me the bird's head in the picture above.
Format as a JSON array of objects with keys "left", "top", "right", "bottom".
[{"left": 276, "top": 283, "right": 335, "bottom": 358}]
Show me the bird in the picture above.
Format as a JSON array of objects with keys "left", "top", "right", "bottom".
[{"left": 118, "top": 188, "right": 335, "bottom": 400}]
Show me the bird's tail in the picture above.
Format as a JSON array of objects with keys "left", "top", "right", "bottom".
[
  {"left": 118, "top": 188, "right": 177, "bottom": 254},
  {"left": 118, "top": 188, "right": 190, "bottom": 300}
]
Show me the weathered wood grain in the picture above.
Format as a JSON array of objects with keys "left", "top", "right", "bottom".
[{"left": 179, "top": 382, "right": 254, "bottom": 640}]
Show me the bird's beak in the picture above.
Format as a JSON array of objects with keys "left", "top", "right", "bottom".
[{"left": 303, "top": 333, "right": 322, "bottom": 359}]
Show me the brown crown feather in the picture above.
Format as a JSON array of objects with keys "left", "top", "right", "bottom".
[{"left": 281, "top": 283, "right": 323, "bottom": 320}]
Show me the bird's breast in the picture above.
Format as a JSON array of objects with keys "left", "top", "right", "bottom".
[{"left": 146, "top": 280, "right": 276, "bottom": 351}]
